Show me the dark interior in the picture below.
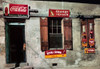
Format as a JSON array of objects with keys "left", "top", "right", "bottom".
[{"left": 9, "top": 25, "right": 26, "bottom": 63}]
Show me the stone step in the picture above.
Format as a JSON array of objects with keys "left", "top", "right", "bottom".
[
  {"left": 5, "top": 63, "right": 16, "bottom": 69},
  {"left": 20, "top": 63, "right": 28, "bottom": 67},
  {"left": 4, "top": 63, "right": 29, "bottom": 69},
  {"left": 22, "top": 66, "right": 34, "bottom": 69}
]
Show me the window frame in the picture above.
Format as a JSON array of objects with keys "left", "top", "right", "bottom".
[
  {"left": 40, "top": 17, "right": 73, "bottom": 51},
  {"left": 48, "top": 17, "right": 64, "bottom": 50}
]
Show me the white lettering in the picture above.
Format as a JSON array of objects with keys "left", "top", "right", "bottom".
[
  {"left": 55, "top": 51, "right": 62, "bottom": 54},
  {"left": 10, "top": 6, "right": 27, "bottom": 13},
  {"left": 88, "top": 49, "right": 94, "bottom": 52}
]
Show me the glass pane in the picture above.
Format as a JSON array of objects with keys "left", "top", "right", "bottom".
[
  {"left": 53, "top": 27, "right": 56, "bottom": 33},
  {"left": 58, "top": 20, "right": 61, "bottom": 26},
  {"left": 53, "top": 20, "right": 57, "bottom": 27},
  {"left": 49, "top": 27, "right": 52, "bottom": 33},
  {"left": 58, "top": 28, "right": 61, "bottom": 33},
  {"left": 49, "top": 34, "right": 62, "bottom": 48},
  {"left": 48, "top": 19, "right": 52, "bottom": 26}
]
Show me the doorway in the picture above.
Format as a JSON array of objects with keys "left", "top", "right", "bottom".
[{"left": 5, "top": 23, "right": 26, "bottom": 63}]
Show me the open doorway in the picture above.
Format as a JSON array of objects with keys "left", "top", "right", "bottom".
[{"left": 5, "top": 23, "right": 26, "bottom": 64}]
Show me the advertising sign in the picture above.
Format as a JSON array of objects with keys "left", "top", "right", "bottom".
[
  {"left": 89, "top": 38, "right": 95, "bottom": 46},
  {"left": 49, "top": 9, "right": 70, "bottom": 17},
  {"left": 82, "top": 42, "right": 87, "bottom": 47},
  {"left": 3, "top": 3, "right": 29, "bottom": 18},
  {"left": 84, "top": 48, "right": 95, "bottom": 54},
  {"left": 9, "top": 4, "right": 28, "bottom": 15},
  {"left": 45, "top": 50, "right": 66, "bottom": 58},
  {"left": 82, "top": 33, "right": 87, "bottom": 47}
]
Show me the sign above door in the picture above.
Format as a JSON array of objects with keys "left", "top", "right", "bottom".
[{"left": 3, "top": 3, "right": 29, "bottom": 18}]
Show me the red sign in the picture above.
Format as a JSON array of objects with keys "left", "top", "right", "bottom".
[
  {"left": 5, "top": 7, "right": 8, "bottom": 16},
  {"left": 9, "top": 4, "right": 28, "bottom": 15},
  {"left": 45, "top": 50, "right": 66, "bottom": 58},
  {"left": 84, "top": 48, "right": 95, "bottom": 53},
  {"left": 49, "top": 9, "right": 70, "bottom": 17}
]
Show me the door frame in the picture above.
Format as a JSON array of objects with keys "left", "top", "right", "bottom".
[{"left": 5, "top": 22, "right": 25, "bottom": 63}]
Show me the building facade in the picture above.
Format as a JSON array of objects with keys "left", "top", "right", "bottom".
[{"left": 0, "top": 0, "right": 100, "bottom": 69}]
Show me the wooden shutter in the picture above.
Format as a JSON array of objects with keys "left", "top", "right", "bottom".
[
  {"left": 63, "top": 18, "right": 72, "bottom": 50},
  {"left": 40, "top": 17, "right": 48, "bottom": 51}
]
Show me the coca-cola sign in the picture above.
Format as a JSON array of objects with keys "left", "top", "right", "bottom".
[{"left": 9, "top": 4, "right": 28, "bottom": 15}]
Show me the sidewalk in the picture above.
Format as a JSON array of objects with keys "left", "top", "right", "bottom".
[
  {"left": 50, "top": 66, "right": 100, "bottom": 69},
  {"left": 34, "top": 66, "right": 100, "bottom": 69}
]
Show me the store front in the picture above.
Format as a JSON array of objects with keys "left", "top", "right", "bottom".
[{"left": 1, "top": 1, "right": 100, "bottom": 69}]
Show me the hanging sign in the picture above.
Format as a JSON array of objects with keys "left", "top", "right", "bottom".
[
  {"left": 3, "top": 3, "right": 29, "bottom": 18},
  {"left": 84, "top": 48, "right": 95, "bottom": 54},
  {"left": 45, "top": 50, "right": 66, "bottom": 58},
  {"left": 89, "top": 38, "right": 95, "bottom": 46},
  {"left": 82, "top": 33, "right": 87, "bottom": 47},
  {"left": 49, "top": 9, "right": 70, "bottom": 17},
  {"left": 82, "top": 40, "right": 87, "bottom": 47}
]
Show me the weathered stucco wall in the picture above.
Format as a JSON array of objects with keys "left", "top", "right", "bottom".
[
  {"left": 2, "top": 0, "right": 100, "bottom": 16},
  {"left": 0, "top": 2, "right": 6, "bottom": 69},
  {"left": 24, "top": 1, "right": 100, "bottom": 68},
  {"left": 25, "top": 17, "right": 100, "bottom": 69},
  {"left": 1, "top": 0, "right": 100, "bottom": 69},
  {"left": 25, "top": 18, "right": 100, "bottom": 69}
]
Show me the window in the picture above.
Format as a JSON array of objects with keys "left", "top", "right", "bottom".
[
  {"left": 40, "top": 17, "right": 72, "bottom": 51},
  {"left": 81, "top": 19, "right": 95, "bottom": 48},
  {"left": 48, "top": 18, "right": 62, "bottom": 48}
]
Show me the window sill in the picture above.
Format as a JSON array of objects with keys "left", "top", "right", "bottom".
[{"left": 49, "top": 48, "right": 64, "bottom": 50}]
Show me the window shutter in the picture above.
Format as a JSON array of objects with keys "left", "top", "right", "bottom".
[
  {"left": 40, "top": 17, "right": 48, "bottom": 51},
  {"left": 63, "top": 18, "right": 72, "bottom": 50}
]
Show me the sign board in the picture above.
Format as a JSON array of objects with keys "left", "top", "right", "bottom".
[
  {"left": 3, "top": 3, "right": 29, "bottom": 18},
  {"left": 82, "top": 33, "right": 87, "bottom": 47},
  {"left": 89, "top": 38, "right": 95, "bottom": 46},
  {"left": 82, "top": 42, "right": 87, "bottom": 47},
  {"left": 45, "top": 50, "right": 66, "bottom": 58},
  {"left": 84, "top": 48, "right": 95, "bottom": 54},
  {"left": 49, "top": 9, "right": 70, "bottom": 17}
]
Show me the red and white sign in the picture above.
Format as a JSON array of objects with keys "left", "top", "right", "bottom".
[
  {"left": 49, "top": 9, "right": 70, "bottom": 17},
  {"left": 9, "top": 4, "right": 28, "bottom": 15},
  {"left": 84, "top": 48, "right": 95, "bottom": 53},
  {"left": 45, "top": 50, "right": 66, "bottom": 58}
]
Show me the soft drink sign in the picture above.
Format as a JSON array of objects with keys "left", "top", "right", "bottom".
[
  {"left": 45, "top": 50, "right": 66, "bottom": 58},
  {"left": 9, "top": 4, "right": 28, "bottom": 15},
  {"left": 3, "top": 3, "right": 29, "bottom": 18}
]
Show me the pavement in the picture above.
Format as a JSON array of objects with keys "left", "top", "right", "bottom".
[{"left": 33, "top": 66, "right": 100, "bottom": 69}]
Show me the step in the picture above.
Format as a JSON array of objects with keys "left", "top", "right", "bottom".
[{"left": 22, "top": 66, "right": 34, "bottom": 69}]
